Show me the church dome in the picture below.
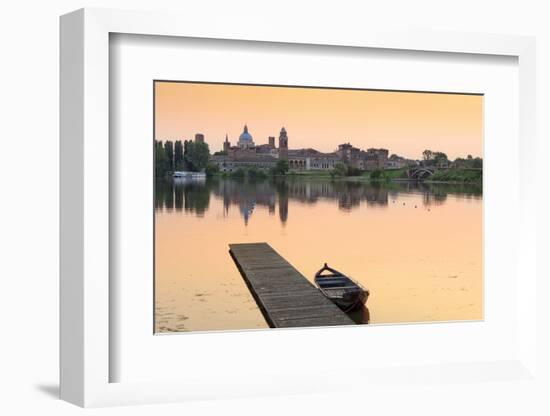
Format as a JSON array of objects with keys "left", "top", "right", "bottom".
[{"left": 238, "top": 124, "right": 253, "bottom": 143}]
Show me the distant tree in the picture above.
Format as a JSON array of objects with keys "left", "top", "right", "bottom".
[
  {"left": 472, "top": 157, "right": 483, "bottom": 169},
  {"left": 231, "top": 168, "right": 246, "bottom": 178},
  {"left": 453, "top": 157, "right": 466, "bottom": 168},
  {"left": 433, "top": 151, "right": 448, "bottom": 166},
  {"left": 174, "top": 140, "right": 184, "bottom": 170},
  {"left": 247, "top": 167, "right": 260, "bottom": 179},
  {"left": 330, "top": 162, "right": 347, "bottom": 178},
  {"left": 369, "top": 169, "right": 384, "bottom": 180},
  {"left": 454, "top": 155, "right": 482, "bottom": 169},
  {"left": 213, "top": 151, "right": 228, "bottom": 156},
  {"left": 346, "top": 166, "right": 362, "bottom": 176},
  {"left": 184, "top": 140, "right": 211, "bottom": 172},
  {"left": 271, "top": 159, "right": 289, "bottom": 176},
  {"left": 422, "top": 149, "right": 434, "bottom": 161},
  {"left": 245, "top": 167, "right": 268, "bottom": 180},
  {"left": 183, "top": 140, "right": 190, "bottom": 169},
  {"left": 205, "top": 163, "right": 219, "bottom": 177},
  {"left": 422, "top": 150, "right": 448, "bottom": 167},
  {"left": 163, "top": 141, "right": 174, "bottom": 171},
  {"left": 155, "top": 140, "right": 169, "bottom": 177},
  {"left": 253, "top": 169, "right": 267, "bottom": 180}
]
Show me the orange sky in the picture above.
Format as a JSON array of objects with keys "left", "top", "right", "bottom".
[{"left": 154, "top": 81, "right": 483, "bottom": 160}]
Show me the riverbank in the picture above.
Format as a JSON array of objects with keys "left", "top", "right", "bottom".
[
  {"left": 426, "top": 169, "right": 482, "bottom": 184},
  {"left": 212, "top": 167, "right": 482, "bottom": 185},
  {"left": 300, "top": 167, "right": 482, "bottom": 185}
]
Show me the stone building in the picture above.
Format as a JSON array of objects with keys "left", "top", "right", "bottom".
[
  {"left": 209, "top": 125, "right": 390, "bottom": 173},
  {"left": 336, "top": 143, "right": 361, "bottom": 167},
  {"left": 287, "top": 156, "right": 307, "bottom": 170},
  {"left": 211, "top": 154, "right": 278, "bottom": 172},
  {"left": 334, "top": 143, "right": 387, "bottom": 170},
  {"left": 306, "top": 153, "right": 340, "bottom": 170},
  {"left": 386, "top": 154, "right": 408, "bottom": 169},
  {"left": 364, "top": 148, "right": 389, "bottom": 170}
]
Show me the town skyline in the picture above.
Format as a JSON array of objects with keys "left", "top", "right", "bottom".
[
  {"left": 155, "top": 124, "right": 481, "bottom": 161},
  {"left": 155, "top": 82, "right": 483, "bottom": 161}
]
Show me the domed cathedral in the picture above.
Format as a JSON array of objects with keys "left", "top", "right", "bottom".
[
  {"left": 237, "top": 124, "right": 255, "bottom": 149},
  {"left": 278, "top": 127, "right": 288, "bottom": 159}
]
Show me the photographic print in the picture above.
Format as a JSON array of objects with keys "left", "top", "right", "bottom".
[{"left": 154, "top": 81, "right": 483, "bottom": 333}]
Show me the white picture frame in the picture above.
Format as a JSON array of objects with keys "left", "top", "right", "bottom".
[{"left": 60, "top": 8, "right": 539, "bottom": 408}]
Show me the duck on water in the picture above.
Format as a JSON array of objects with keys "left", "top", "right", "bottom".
[{"left": 314, "top": 263, "right": 369, "bottom": 312}]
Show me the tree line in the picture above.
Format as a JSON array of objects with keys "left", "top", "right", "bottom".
[
  {"left": 223, "top": 159, "right": 290, "bottom": 180},
  {"left": 155, "top": 139, "right": 211, "bottom": 177},
  {"left": 422, "top": 149, "right": 482, "bottom": 169}
]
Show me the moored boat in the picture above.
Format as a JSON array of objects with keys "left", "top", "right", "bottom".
[
  {"left": 314, "top": 263, "right": 369, "bottom": 312},
  {"left": 172, "top": 171, "right": 206, "bottom": 179}
]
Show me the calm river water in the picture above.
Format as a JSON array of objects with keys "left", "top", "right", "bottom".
[{"left": 154, "top": 177, "right": 482, "bottom": 333}]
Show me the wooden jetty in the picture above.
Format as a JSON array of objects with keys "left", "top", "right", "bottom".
[{"left": 229, "top": 243, "right": 355, "bottom": 328}]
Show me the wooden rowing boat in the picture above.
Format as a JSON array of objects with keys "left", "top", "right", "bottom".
[{"left": 314, "top": 263, "right": 369, "bottom": 312}]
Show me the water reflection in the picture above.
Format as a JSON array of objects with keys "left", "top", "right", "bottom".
[
  {"left": 155, "top": 176, "right": 483, "bottom": 331},
  {"left": 156, "top": 177, "right": 211, "bottom": 216},
  {"left": 155, "top": 177, "right": 482, "bottom": 226},
  {"left": 347, "top": 305, "right": 371, "bottom": 324}
]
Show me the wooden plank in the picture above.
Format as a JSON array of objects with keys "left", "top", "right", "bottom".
[{"left": 229, "top": 243, "right": 355, "bottom": 328}]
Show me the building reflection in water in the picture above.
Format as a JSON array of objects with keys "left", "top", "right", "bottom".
[{"left": 155, "top": 177, "right": 482, "bottom": 225}]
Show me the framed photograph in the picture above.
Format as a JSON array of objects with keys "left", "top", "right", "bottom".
[
  {"left": 152, "top": 80, "right": 483, "bottom": 333},
  {"left": 60, "top": 8, "right": 539, "bottom": 408}
]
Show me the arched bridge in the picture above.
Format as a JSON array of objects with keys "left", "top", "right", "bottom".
[{"left": 407, "top": 167, "right": 436, "bottom": 180}]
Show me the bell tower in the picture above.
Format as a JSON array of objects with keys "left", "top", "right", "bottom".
[
  {"left": 278, "top": 127, "right": 288, "bottom": 159},
  {"left": 223, "top": 133, "right": 230, "bottom": 153}
]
